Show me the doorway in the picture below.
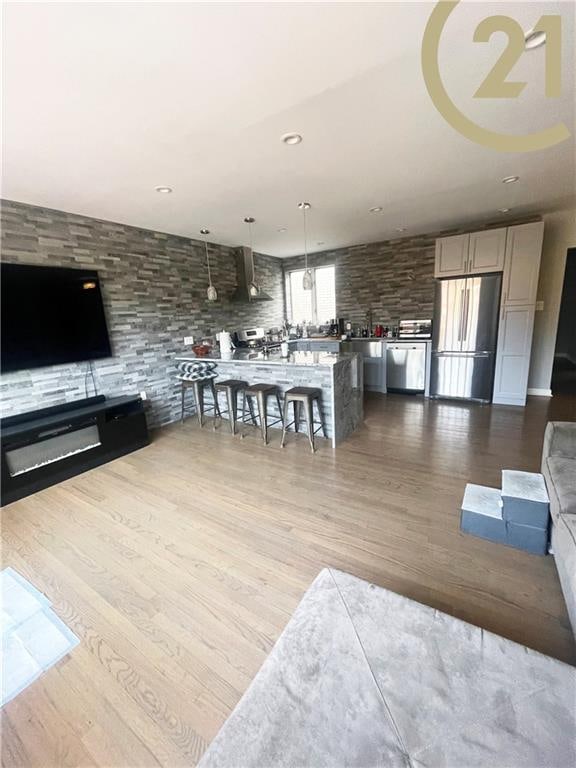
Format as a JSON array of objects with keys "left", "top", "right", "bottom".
[{"left": 552, "top": 247, "right": 576, "bottom": 395}]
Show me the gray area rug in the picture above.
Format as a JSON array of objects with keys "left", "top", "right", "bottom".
[{"left": 198, "top": 568, "right": 576, "bottom": 768}]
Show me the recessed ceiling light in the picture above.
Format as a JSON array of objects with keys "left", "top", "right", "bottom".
[
  {"left": 524, "top": 28, "right": 546, "bottom": 50},
  {"left": 155, "top": 185, "right": 173, "bottom": 193},
  {"left": 396, "top": 227, "right": 406, "bottom": 233},
  {"left": 281, "top": 133, "right": 302, "bottom": 145},
  {"left": 369, "top": 206, "right": 383, "bottom": 214},
  {"left": 502, "top": 176, "right": 520, "bottom": 184},
  {"left": 277, "top": 227, "right": 287, "bottom": 233},
  {"left": 498, "top": 208, "right": 511, "bottom": 213}
]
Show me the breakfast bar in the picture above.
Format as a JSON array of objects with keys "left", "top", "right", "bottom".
[{"left": 176, "top": 349, "right": 363, "bottom": 447}]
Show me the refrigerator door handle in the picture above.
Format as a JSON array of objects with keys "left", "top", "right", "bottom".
[
  {"left": 457, "top": 287, "right": 465, "bottom": 343},
  {"left": 462, "top": 288, "right": 470, "bottom": 342}
]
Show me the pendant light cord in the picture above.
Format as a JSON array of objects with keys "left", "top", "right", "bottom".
[
  {"left": 204, "top": 237, "right": 213, "bottom": 286},
  {"left": 303, "top": 206, "right": 308, "bottom": 272},
  {"left": 248, "top": 219, "right": 255, "bottom": 275}
]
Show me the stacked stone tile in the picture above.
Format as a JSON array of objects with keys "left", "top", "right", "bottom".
[
  {"left": 461, "top": 470, "right": 550, "bottom": 555},
  {"left": 0, "top": 200, "right": 285, "bottom": 428}
]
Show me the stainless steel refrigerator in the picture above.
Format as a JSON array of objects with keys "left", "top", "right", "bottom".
[{"left": 430, "top": 274, "right": 501, "bottom": 402}]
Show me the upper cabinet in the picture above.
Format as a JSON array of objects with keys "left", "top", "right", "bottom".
[
  {"left": 502, "top": 221, "right": 544, "bottom": 306},
  {"left": 434, "top": 234, "right": 469, "bottom": 277},
  {"left": 434, "top": 228, "right": 506, "bottom": 278},
  {"left": 468, "top": 228, "right": 507, "bottom": 274}
]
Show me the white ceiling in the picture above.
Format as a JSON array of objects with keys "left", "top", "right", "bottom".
[{"left": 2, "top": 1, "right": 574, "bottom": 257}]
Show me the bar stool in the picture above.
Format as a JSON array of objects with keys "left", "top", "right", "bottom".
[
  {"left": 280, "top": 387, "right": 327, "bottom": 453},
  {"left": 240, "top": 384, "right": 284, "bottom": 445},
  {"left": 215, "top": 379, "right": 256, "bottom": 435},
  {"left": 177, "top": 361, "right": 221, "bottom": 428}
]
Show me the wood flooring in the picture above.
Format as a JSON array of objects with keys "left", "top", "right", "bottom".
[{"left": 2, "top": 392, "right": 575, "bottom": 767}]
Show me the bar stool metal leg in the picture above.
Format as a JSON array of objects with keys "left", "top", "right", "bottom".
[
  {"left": 240, "top": 391, "right": 248, "bottom": 438},
  {"left": 181, "top": 382, "right": 186, "bottom": 423},
  {"left": 208, "top": 380, "right": 221, "bottom": 430},
  {"left": 302, "top": 396, "right": 315, "bottom": 453},
  {"left": 256, "top": 391, "right": 268, "bottom": 445},
  {"left": 247, "top": 397, "right": 257, "bottom": 425},
  {"left": 275, "top": 392, "right": 284, "bottom": 428},
  {"left": 225, "top": 387, "right": 237, "bottom": 435},
  {"left": 315, "top": 397, "right": 327, "bottom": 438},
  {"left": 280, "top": 398, "right": 290, "bottom": 448},
  {"left": 192, "top": 381, "right": 204, "bottom": 427},
  {"left": 293, "top": 401, "right": 300, "bottom": 432}
]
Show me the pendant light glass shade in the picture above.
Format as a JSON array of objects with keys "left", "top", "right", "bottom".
[
  {"left": 298, "top": 202, "right": 313, "bottom": 291},
  {"left": 201, "top": 228, "right": 218, "bottom": 302},
  {"left": 244, "top": 217, "right": 260, "bottom": 297}
]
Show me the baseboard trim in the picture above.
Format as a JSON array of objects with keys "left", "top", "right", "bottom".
[{"left": 527, "top": 388, "right": 552, "bottom": 397}]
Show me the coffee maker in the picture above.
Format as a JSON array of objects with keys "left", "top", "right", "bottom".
[{"left": 328, "top": 318, "right": 346, "bottom": 337}]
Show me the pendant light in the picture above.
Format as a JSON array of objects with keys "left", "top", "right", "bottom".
[
  {"left": 298, "top": 202, "right": 313, "bottom": 290},
  {"left": 200, "top": 228, "right": 218, "bottom": 302},
  {"left": 243, "top": 217, "right": 260, "bottom": 297}
]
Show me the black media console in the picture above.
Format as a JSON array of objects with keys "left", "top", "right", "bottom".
[{"left": 1, "top": 395, "right": 149, "bottom": 506}]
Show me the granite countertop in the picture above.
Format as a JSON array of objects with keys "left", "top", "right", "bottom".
[
  {"left": 176, "top": 349, "right": 355, "bottom": 367},
  {"left": 295, "top": 337, "right": 432, "bottom": 343}
]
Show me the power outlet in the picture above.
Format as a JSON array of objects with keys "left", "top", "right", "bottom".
[
  {"left": 184, "top": 335, "right": 195, "bottom": 345},
  {"left": 140, "top": 390, "right": 147, "bottom": 401}
]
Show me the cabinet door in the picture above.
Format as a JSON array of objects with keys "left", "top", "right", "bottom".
[
  {"left": 434, "top": 234, "right": 470, "bottom": 278},
  {"left": 492, "top": 305, "right": 536, "bottom": 406},
  {"left": 468, "top": 228, "right": 506, "bottom": 274},
  {"left": 502, "top": 222, "right": 544, "bottom": 306},
  {"left": 363, "top": 358, "right": 385, "bottom": 392}
]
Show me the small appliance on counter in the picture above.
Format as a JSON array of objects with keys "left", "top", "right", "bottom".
[
  {"left": 217, "top": 330, "right": 235, "bottom": 359},
  {"left": 327, "top": 318, "right": 346, "bottom": 337},
  {"left": 398, "top": 319, "right": 432, "bottom": 339},
  {"left": 233, "top": 327, "right": 281, "bottom": 351}
]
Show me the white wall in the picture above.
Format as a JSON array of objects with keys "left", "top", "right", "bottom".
[{"left": 528, "top": 208, "right": 576, "bottom": 393}]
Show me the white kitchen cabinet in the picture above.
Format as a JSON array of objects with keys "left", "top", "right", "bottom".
[
  {"left": 501, "top": 222, "right": 544, "bottom": 306},
  {"left": 493, "top": 306, "right": 536, "bottom": 406},
  {"left": 492, "top": 221, "right": 544, "bottom": 406},
  {"left": 435, "top": 229, "right": 507, "bottom": 278},
  {"left": 468, "top": 228, "right": 507, "bottom": 274},
  {"left": 434, "top": 234, "right": 469, "bottom": 278}
]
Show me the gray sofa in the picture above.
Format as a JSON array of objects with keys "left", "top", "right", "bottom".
[{"left": 542, "top": 421, "right": 576, "bottom": 636}]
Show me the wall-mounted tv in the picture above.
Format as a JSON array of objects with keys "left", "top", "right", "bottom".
[{"left": 1, "top": 263, "right": 112, "bottom": 373}]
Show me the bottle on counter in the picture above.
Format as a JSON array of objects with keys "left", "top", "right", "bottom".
[{"left": 281, "top": 340, "right": 289, "bottom": 357}]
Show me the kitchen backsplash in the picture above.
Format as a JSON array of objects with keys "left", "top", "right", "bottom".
[{"left": 0, "top": 199, "right": 285, "bottom": 426}]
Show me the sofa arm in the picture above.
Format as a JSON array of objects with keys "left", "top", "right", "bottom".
[{"left": 543, "top": 422, "right": 576, "bottom": 461}]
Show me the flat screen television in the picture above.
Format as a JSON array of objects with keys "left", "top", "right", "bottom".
[{"left": 1, "top": 263, "right": 112, "bottom": 373}]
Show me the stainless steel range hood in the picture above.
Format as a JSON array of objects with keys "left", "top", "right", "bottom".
[{"left": 231, "top": 246, "right": 272, "bottom": 302}]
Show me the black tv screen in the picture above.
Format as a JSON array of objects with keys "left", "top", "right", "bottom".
[{"left": 1, "top": 263, "right": 112, "bottom": 373}]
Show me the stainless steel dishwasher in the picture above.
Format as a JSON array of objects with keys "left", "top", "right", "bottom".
[{"left": 386, "top": 342, "right": 426, "bottom": 393}]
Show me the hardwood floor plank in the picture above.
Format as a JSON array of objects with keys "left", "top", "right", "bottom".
[{"left": 1, "top": 393, "right": 574, "bottom": 767}]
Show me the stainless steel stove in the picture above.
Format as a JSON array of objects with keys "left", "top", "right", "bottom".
[{"left": 233, "top": 327, "right": 280, "bottom": 350}]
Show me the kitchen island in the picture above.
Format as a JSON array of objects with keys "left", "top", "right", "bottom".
[{"left": 175, "top": 349, "right": 363, "bottom": 447}]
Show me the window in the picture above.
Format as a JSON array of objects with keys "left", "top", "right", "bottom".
[{"left": 285, "top": 266, "right": 336, "bottom": 325}]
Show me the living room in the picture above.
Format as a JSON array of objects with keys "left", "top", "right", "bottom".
[{"left": 1, "top": 2, "right": 575, "bottom": 767}]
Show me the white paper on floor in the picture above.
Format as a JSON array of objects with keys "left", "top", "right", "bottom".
[{"left": 1, "top": 567, "right": 79, "bottom": 707}]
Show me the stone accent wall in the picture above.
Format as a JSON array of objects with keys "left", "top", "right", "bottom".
[
  {"left": 0, "top": 200, "right": 285, "bottom": 426},
  {"left": 283, "top": 217, "right": 539, "bottom": 328}
]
